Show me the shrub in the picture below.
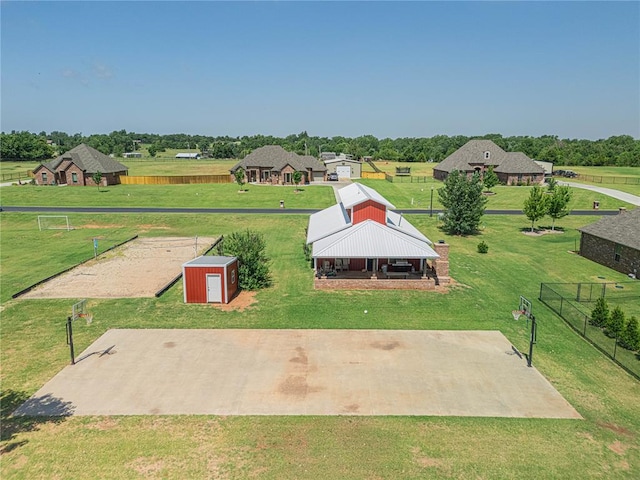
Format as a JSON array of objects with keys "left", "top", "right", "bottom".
[
  {"left": 217, "top": 230, "right": 272, "bottom": 290},
  {"left": 620, "top": 316, "right": 640, "bottom": 351},
  {"left": 590, "top": 297, "right": 609, "bottom": 327},
  {"left": 477, "top": 241, "right": 489, "bottom": 254},
  {"left": 605, "top": 306, "right": 625, "bottom": 338}
]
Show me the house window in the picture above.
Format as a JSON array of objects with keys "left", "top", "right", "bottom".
[
  {"left": 42, "top": 172, "right": 48, "bottom": 183},
  {"left": 284, "top": 172, "right": 292, "bottom": 184},
  {"left": 71, "top": 172, "right": 78, "bottom": 184},
  {"left": 614, "top": 244, "right": 621, "bottom": 262},
  {"left": 484, "top": 151, "right": 490, "bottom": 160}
]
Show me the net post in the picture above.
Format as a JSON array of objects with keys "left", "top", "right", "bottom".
[{"left": 66, "top": 316, "right": 75, "bottom": 365}]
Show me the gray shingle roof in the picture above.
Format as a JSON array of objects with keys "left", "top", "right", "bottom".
[
  {"left": 434, "top": 140, "right": 543, "bottom": 175},
  {"left": 41, "top": 144, "right": 128, "bottom": 174},
  {"left": 578, "top": 208, "right": 640, "bottom": 250},
  {"left": 230, "top": 145, "right": 326, "bottom": 173}
]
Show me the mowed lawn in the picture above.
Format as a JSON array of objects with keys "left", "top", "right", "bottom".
[
  {"left": 2, "top": 179, "right": 636, "bottom": 211},
  {"left": 1, "top": 210, "right": 639, "bottom": 479}
]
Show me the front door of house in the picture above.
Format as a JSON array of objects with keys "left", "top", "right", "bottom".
[{"left": 367, "top": 258, "right": 374, "bottom": 272}]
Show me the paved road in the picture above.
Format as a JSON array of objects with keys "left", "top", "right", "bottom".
[
  {"left": 0, "top": 205, "right": 622, "bottom": 216},
  {"left": 558, "top": 181, "right": 640, "bottom": 206}
]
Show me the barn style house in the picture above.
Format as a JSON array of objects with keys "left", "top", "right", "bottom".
[
  {"left": 307, "top": 183, "right": 449, "bottom": 290},
  {"left": 434, "top": 139, "right": 544, "bottom": 185},
  {"left": 579, "top": 208, "right": 640, "bottom": 277},
  {"left": 230, "top": 145, "right": 327, "bottom": 184},
  {"left": 33, "top": 144, "right": 129, "bottom": 186}
]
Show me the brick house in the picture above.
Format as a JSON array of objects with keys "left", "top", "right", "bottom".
[
  {"left": 307, "top": 183, "right": 448, "bottom": 290},
  {"left": 230, "top": 145, "right": 327, "bottom": 184},
  {"left": 434, "top": 140, "right": 544, "bottom": 185},
  {"left": 579, "top": 208, "right": 640, "bottom": 277},
  {"left": 33, "top": 144, "right": 128, "bottom": 186}
]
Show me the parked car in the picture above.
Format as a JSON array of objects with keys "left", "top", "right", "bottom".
[
  {"left": 327, "top": 172, "right": 339, "bottom": 181},
  {"left": 553, "top": 170, "right": 566, "bottom": 177},
  {"left": 563, "top": 171, "right": 578, "bottom": 178}
]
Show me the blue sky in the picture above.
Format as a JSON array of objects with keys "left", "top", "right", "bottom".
[{"left": 1, "top": 1, "right": 638, "bottom": 139}]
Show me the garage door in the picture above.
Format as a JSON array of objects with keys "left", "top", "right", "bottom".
[
  {"left": 313, "top": 171, "right": 324, "bottom": 182},
  {"left": 336, "top": 166, "right": 351, "bottom": 178},
  {"left": 206, "top": 274, "right": 222, "bottom": 303}
]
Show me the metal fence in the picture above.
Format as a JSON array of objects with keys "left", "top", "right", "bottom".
[
  {"left": 577, "top": 174, "right": 640, "bottom": 185},
  {"left": 539, "top": 282, "right": 640, "bottom": 380},
  {"left": 384, "top": 174, "right": 432, "bottom": 183}
]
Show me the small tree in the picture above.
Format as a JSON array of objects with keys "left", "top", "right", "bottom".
[
  {"left": 92, "top": 171, "right": 103, "bottom": 191},
  {"left": 546, "top": 185, "right": 572, "bottom": 231},
  {"left": 590, "top": 297, "right": 609, "bottom": 327},
  {"left": 523, "top": 185, "right": 547, "bottom": 232},
  {"left": 217, "top": 230, "right": 272, "bottom": 290},
  {"left": 477, "top": 241, "right": 489, "bottom": 254},
  {"left": 234, "top": 168, "right": 246, "bottom": 191},
  {"left": 605, "top": 306, "right": 625, "bottom": 338},
  {"left": 620, "top": 316, "right": 640, "bottom": 351},
  {"left": 546, "top": 177, "right": 558, "bottom": 193},
  {"left": 438, "top": 170, "right": 487, "bottom": 235},
  {"left": 483, "top": 167, "right": 499, "bottom": 192},
  {"left": 292, "top": 170, "right": 302, "bottom": 187},
  {"left": 148, "top": 144, "right": 158, "bottom": 157}
]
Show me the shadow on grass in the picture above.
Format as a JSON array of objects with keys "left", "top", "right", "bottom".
[{"left": 0, "top": 389, "right": 74, "bottom": 454}]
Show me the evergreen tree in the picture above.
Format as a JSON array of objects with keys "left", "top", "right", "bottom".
[
  {"left": 523, "top": 185, "right": 548, "bottom": 232},
  {"left": 590, "top": 297, "right": 609, "bottom": 327},
  {"left": 438, "top": 170, "right": 487, "bottom": 235},
  {"left": 546, "top": 185, "right": 572, "bottom": 231},
  {"left": 483, "top": 166, "right": 499, "bottom": 192},
  {"left": 620, "top": 316, "right": 640, "bottom": 351},
  {"left": 234, "top": 168, "right": 246, "bottom": 190},
  {"left": 605, "top": 306, "right": 625, "bottom": 338}
]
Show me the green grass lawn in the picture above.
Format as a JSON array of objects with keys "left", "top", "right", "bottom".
[
  {"left": 1, "top": 211, "right": 639, "bottom": 479},
  {"left": 0, "top": 183, "right": 336, "bottom": 209},
  {"left": 2, "top": 179, "right": 636, "bottom": 212}
]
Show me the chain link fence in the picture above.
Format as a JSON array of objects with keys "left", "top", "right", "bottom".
[{"left": 539, "top": 282, "right": 639, "bottom": 380}]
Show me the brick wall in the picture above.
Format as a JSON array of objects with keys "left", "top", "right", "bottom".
[
  {"left": 580, "top": 232, "right": 640, "bottom": 276},
  {"left": 433, "top": 242, "right": 450, "bottom": 283}
]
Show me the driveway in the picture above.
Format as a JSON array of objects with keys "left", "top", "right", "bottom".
[
  {"left": 558, "top": 181, "right": 640, "bottom": 206},
  {"left": 15, "top": 329, "right": 581, "bottom": 418}
]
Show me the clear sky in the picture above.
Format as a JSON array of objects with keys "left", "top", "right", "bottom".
[{"left": 1, "top": 1, "right": 638, "bottom": 140}]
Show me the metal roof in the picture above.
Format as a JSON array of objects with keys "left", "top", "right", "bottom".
[
  {"left": 386, "top": 210, "right": 430, "bottom": 243},
  {"left": 306, "top": 203, "right": 350, "bottom": 243},
  {"left": 338, "top": 183, "right": 395, "bottom": 209},
  {"left": 312, "top": 220, "right": 439, "bottom": 259},
  {"left": 183, "top": 256, "right": 237, "bottom": 267}
]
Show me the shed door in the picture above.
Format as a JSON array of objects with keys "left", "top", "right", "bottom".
[
  {"left": 336, "top": 166, "right": 351, "bottom": 178},
  {"left": 206, "top": 274, "right": 222, "bottom": 303}
]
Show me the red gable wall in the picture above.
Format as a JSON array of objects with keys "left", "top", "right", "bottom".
[{"left": 352, "top": 200, "right": 386, "bottom": 225}]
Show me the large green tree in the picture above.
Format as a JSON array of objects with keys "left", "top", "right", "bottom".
[
  {"left": 217, "top": 230, "right": 272, "bottom": 290},
  {"left": 0, "top": 131, "right": 54, "bottom": 160},
  {"left": 546, "top": 185, "right": 572, "bottom": 231},
  {"left": 438, "top": 170, "right": 487, "bottom": 235},
  {"left": 523, "top": 186, "right": 548, "bottom": 232}
]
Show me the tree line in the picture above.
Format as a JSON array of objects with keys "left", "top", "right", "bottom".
[{"left": 1, "top": 130, "right": 638, "bottom": 166}]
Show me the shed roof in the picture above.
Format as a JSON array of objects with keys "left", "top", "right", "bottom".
[
  {"left": 38, "top": 144, "right": 128, "bottom": 174},
  {"left": 578, "top": 209, "right": 640, "bottom": 251},
  {"left": 183, "top": 256, "right": 237, "bottom": 267}
]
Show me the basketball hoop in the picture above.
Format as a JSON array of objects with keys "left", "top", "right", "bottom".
[
  {"left": 512, "top": 310, "right": 524, "bottom": 321},
  {"left": 78, "top": 313, "right": 93, "bottom": 325}
]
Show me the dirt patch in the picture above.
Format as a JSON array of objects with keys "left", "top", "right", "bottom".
[
  {"left": 20, "top": 236, "right": 217, "bottom": 299},
  {"left": 128, "top": 457, "right": 165, "bottom": 477},
  {"left": 608, "top": 440, "right": 628, "bottom": 455},
  {"left": 212, "top": 290, "right": 258, "bottom": 312},
  {"left": 598, "top": 422, "right": 635, "bottom": 437},
  {"left": 522, "top": 229, "right": 565, "bottom": 237},
  {"left": 371, "top": 340, "right": 401, "bottom": 350}
]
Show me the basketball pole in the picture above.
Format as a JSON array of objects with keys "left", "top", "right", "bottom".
[
  {"left": 527, "top": 314, "right": 537, "bottom": 368},
  {"left": 66, "top": 316, "right": 76, "bottom": 365}
]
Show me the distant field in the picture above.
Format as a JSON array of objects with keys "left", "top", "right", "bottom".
[{"left": 125, "top": 159, "right": 236, "bottom": 176}]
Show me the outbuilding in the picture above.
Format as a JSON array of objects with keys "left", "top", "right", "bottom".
[{"left": 182, "top": 256, "right": 239, "bottom": 304}]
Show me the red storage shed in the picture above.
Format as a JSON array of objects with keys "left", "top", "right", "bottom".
[{"left": 182, "top": 256, "right": 239, "bottom": 304}]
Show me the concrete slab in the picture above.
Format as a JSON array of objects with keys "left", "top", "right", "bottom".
[{"left": 14, "top": 329, "right": 582, "bottom": 418}]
